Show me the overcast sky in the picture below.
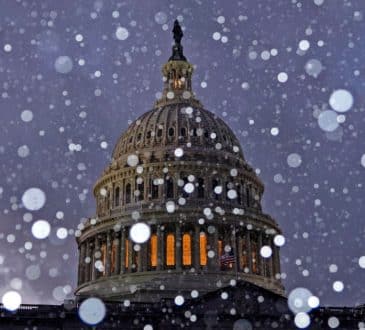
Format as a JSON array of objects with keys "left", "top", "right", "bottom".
[{"left": 0, "top": 0, "right": 364, "bottom": 307}]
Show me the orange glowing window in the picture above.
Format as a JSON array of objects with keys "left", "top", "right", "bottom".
[
  {"left": 218, "top": 239, "right": 223, "bottom": 258},
  {"left": 182, "top": 233, "right": 192, "bottom": 266},
  {"left": 150, "top": 234, "right": 157, "bottom": 267},
  {"left": 199, "top": 232, "right": 207, "bottom": 266},
  {"left": 166, "top": 234, "right": 175, "bottom": 266},
  {"left": 241, "top": 240, "right": 248, "bottom": 269},
  {"left": 125, "top": 239, "right": 129, "bottom": 269},
  {"left": 173, "top": 79, "right": 183, "bottom": 89},
  {"left": 252, "top": 241, "right": 258, "bottom": 274},
  {"left": 101, "top": 243, "right": 106, "bottom": 275}
]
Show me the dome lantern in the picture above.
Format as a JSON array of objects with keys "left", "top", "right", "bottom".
[{"left": 155, "top": 19, "right": 201, "bottom": 108}]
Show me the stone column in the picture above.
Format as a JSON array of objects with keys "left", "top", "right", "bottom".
[
  {"left": 92, "top": 236, "right": 100, "bottom": 281},
  {"left": 78, "top": 243, "right": 86, "bottom": 285},
  {"left": 258, "top": 232, "right": 264, "bottom": 276},
  {"left": 173, "top": 174, "right": 179, "bottom": 198},
  {"left": 157, "top": 225, "right": 164, "bottom": 271},
  {"left": 232, "top": 227, "right": 238, "bottom": 273},
  {"left": 208, "top": 228, "right": 216, "bottom": 271},
  {"left": 143, "top": 174, "right": 148, "bottom": 201},
  {"left": 137, "top": 244, "right": 143, "bottom": 272},
  {"left": 193, "top": 225, "right": 200, "bottom": 271},
  {"left": 141, "top": 235, "right": 148, "bottom": 272},
  {"left": 246, "top": 231, "right": 252, "bottom": 274},
  {"left": 272, "top": 244, "right": 281, "bottom": 278},
  {"left": 237, "top": 233, "right": 243, "bottom": 272},
  {"left": 131, "top": 178, "right": 136, "bottom": 203},
  {"left": 85, "top": 239, "right": 91, "bottom": 282},
  {"left": 120, "top": 228, "right": 126, "bottom": 274},
  {"left": 114, "top": 233, "right": 121, "bottom": 275},
  {"left": 268, "top": 238, "right": 274, "bottom": 278},
  {"left": 175, "top": 224, "right": 182, "bottom": 271},
  {"left": 77, "top": 245, "right": 81, "bottom": 285},
  {"left": 109, "top": 185, "right": 113, "bottom": 210},
  {"left": 213, "top": 226, "right": 219, "bottom": 271},
  {"left": 105, "top": 231, "right": 112, "bottom": 276}
]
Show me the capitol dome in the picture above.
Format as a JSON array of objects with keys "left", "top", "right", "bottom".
[
  {"left": 111, "top": 104, "right": 245, "bottom": 164},
  {"left": 75, "top": 20, "right": 285, "bottom": 302}
]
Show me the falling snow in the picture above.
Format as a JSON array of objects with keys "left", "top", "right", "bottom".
[{"left": 0, "top": 2, "right": 363, "bottom": 328}]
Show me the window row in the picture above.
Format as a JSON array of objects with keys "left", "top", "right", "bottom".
[
  {"left": 78, "top": 228, "right": 278, "bottom": 285},
  {"left": 120, "top": 124, "right": 237, "bottom": 153},
  {"left": 96, "top": 176, "right": 260, "bottom": 216}
]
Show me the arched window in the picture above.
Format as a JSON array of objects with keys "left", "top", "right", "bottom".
[
  {"left": 236, "top": 184, "right": 241, "bottom": 205},
  {"left": 212, "top": 179, "right": 220, "bottom": 200},
  {"left": 168, "top": 127, "right": 174, "bottom": 137},
  {"left": 150, "top": 234, "right": 157, "bottom": 268},
  {"left": 181, "top": 176, "right": 189, "bottom": 198},
  {"left": 197, "top": 178, "right": 204, "bottom": 198},
  {"left": 125, "top": 183, "right": 131, "bottom": 204},
  {"left": 150, "top": 178, "right": 159, "bottom": 199},
  {"left": 226, "top": 181, "right": 232, "bottom": 201},
  {"left": 157, "top": 128, "right": 163, "bottom": 138},
  {"left": 182, "top": 233, "right": 192, "bottom": 266},
  {"left": 165, "top": 177, "right": 174, "bottom": 199},
  {"left": 246, "top": 186, "right": 250, "bottom": 207},
  {"left": 180, "top": 127, "right": 187, "bottom": 137},
  {"left": 114, "top": 187, "right": 120, "bottom": 207},
  {"left": 199, "top": 232, "right": 207, "bottom": 266},
  {"left": 166, "top": 233, "right": 175, "bottom": 266},
  {"left": 136, "top": 177, "right": 144, "bottom": 202}
]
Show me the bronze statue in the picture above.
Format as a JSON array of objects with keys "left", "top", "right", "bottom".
[{"left": 172, "top": 19, "right": 183, "bottom": 45}]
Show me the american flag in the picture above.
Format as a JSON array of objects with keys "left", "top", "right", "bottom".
[{"left": 220, "top": 252, "right": 235, "bottom": 267}]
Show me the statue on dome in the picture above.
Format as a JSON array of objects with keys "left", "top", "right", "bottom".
[{"left": 172, "top": 19, "right": 183, "bottom": 45}]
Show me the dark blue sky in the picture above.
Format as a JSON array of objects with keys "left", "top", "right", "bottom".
[{"left": 0, "top": 0, "right": 364, "bottom": 306}]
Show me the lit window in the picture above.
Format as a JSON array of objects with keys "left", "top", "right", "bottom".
[
  {"left": 199, "top": 232, "right": 207, "bottom": 266},
  {"left": 125, "top": 239, "right": 129, "bottom": 269},
  {"left": 240, "top": 239, "right": 248, "bottom": 269},
  {"left": 218, "top": 239, "right": 223, "bottom": 258},
  {"left": 174, "top": 79, "right": 182, "bottom": 89},
  {"left": 101, "top": 243, "right": 106, "bottom": 275},
  {"left": 182, "top": 233, "right": 192, "bottom": 266},
  {"left": 150, "top": 234, "right": 157, "bottom": 268},
  {"left": 252, "top": 240, "right": 259, "bottom": 274},
  {"left": 166, "top": 234, "right": 175, "bottom": 266}
]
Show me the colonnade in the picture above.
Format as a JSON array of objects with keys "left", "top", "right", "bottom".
[{"left": 77, "top": 223, "right": 281, "bottom": 286}]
